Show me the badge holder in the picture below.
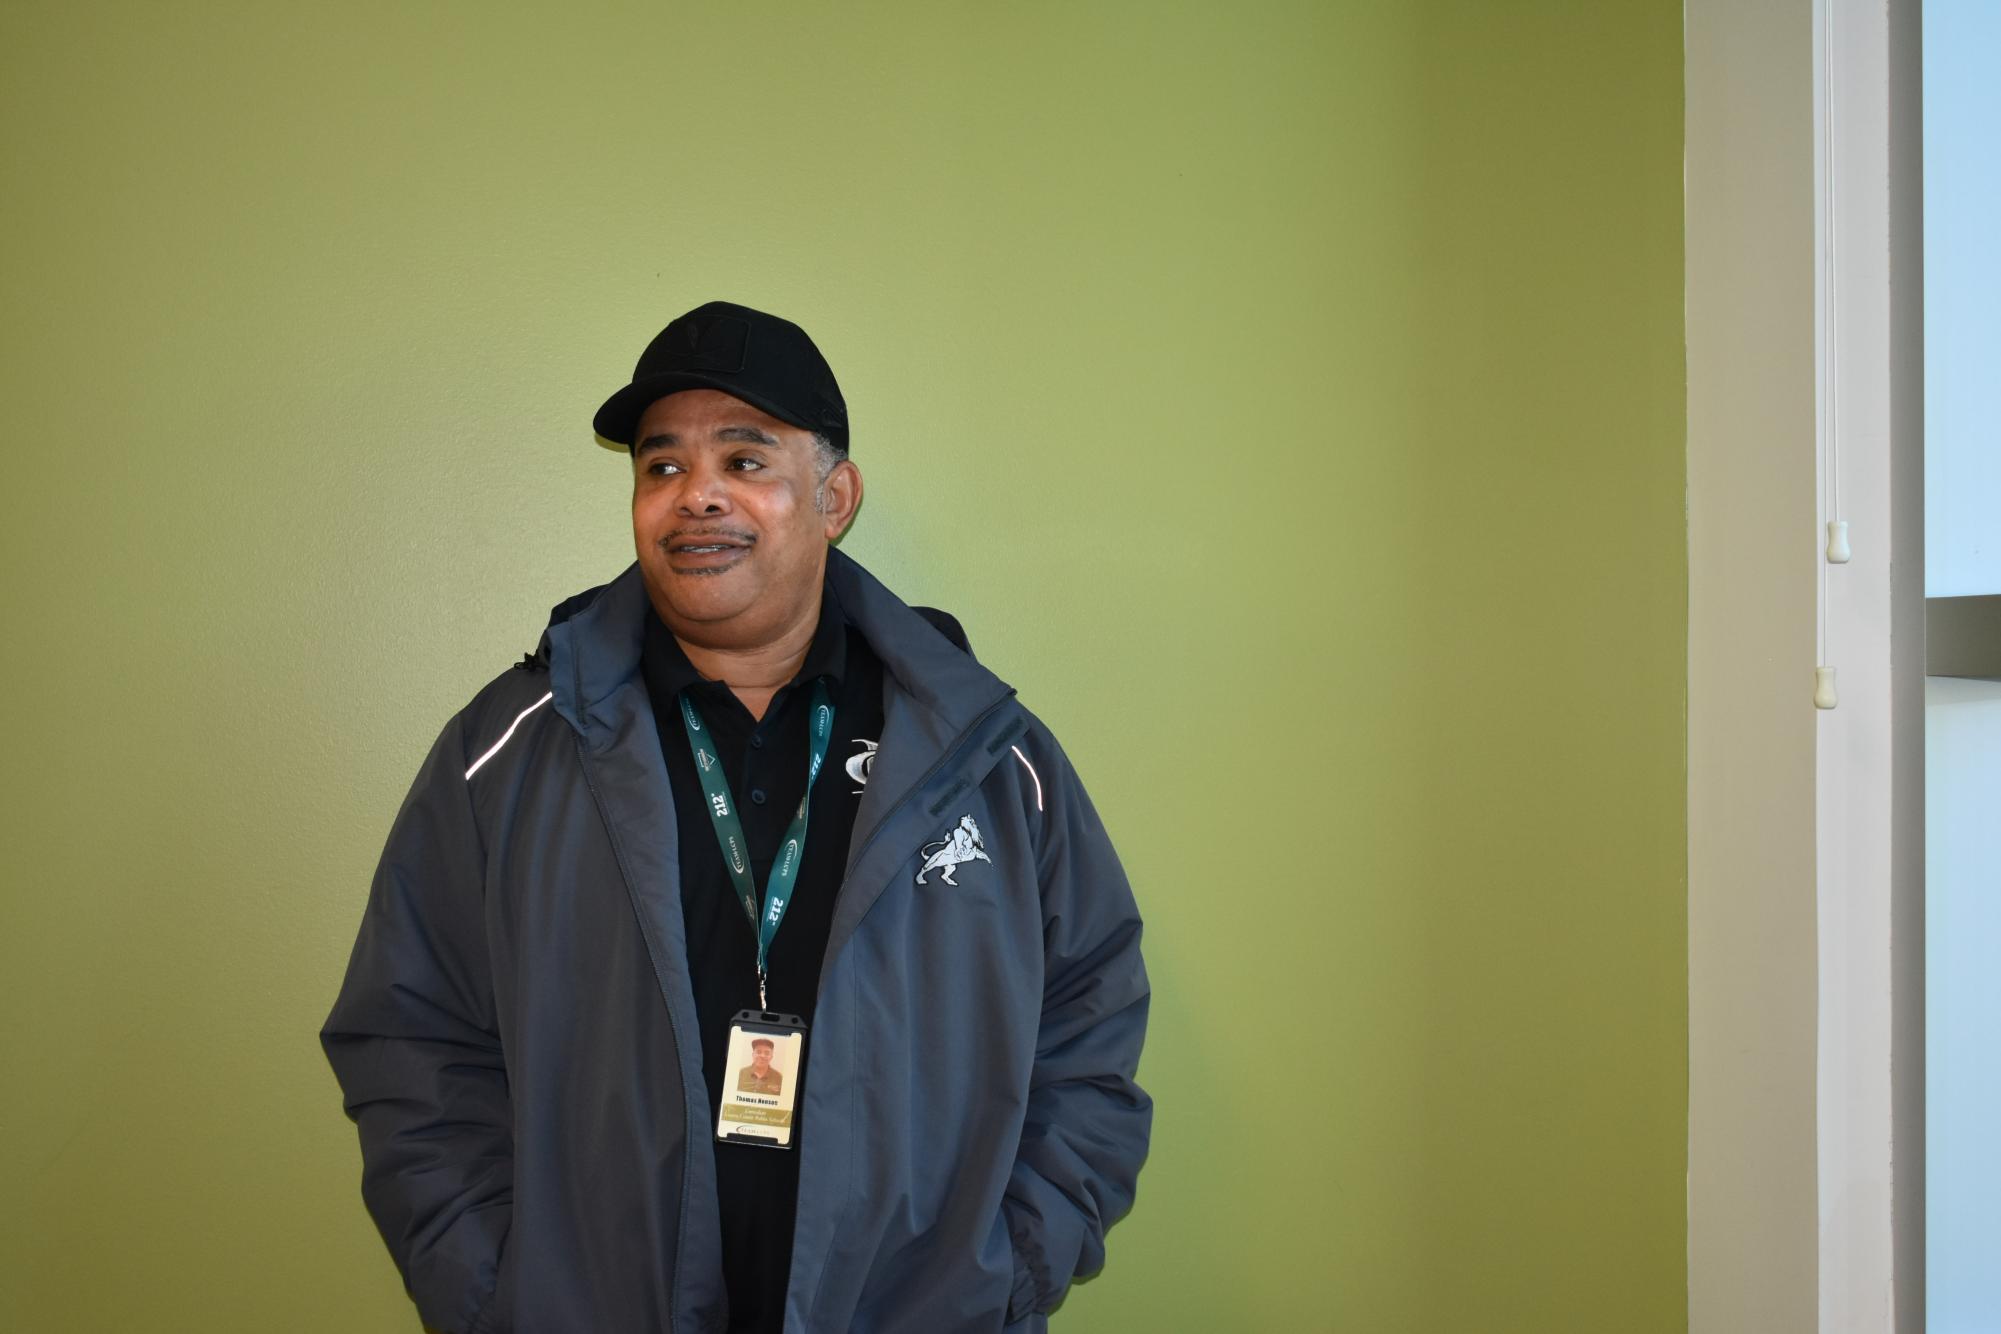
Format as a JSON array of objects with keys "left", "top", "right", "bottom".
[
  {"left": 681, "top": 683, "right": 830, "bottom": 1152},
  {"left": 716, "top": 1009, "right": 807, "bottom": 1149}
]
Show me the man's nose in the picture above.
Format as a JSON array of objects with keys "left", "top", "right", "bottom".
[{"left": 678, "top": 467, "right": 732, "bottom": 515}]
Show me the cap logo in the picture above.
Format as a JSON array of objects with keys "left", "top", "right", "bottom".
[{"left": 648, "top": 314, "right": 749, "bottom": 374}]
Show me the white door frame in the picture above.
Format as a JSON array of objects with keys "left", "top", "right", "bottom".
[
  {"left": 1811, "top": 0, "right": 1924, "bottom": 1329},
  {"left": 1686, "top": 1, "right": 1922, "bottom": 1329}
]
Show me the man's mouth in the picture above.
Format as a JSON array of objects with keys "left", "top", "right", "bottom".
[{"left": 662, "top": 532, "right": 755, "bottom": 572}]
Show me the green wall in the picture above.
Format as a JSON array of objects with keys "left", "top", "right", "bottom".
[{"left": 0, "top": 2, "right": 1686, "bottom": 1329}]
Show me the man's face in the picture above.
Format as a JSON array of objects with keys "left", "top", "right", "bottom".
[
  {"left": 751, "top": 1043, "right": 773, "bottom": 1071},
  {"left": 631, "top": 389, "right": 861, "bottom": 647}
]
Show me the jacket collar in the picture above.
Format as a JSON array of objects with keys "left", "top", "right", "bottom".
[
  {"left": 544, "top": 547, "right": 1012, "bottom": 746},
  {"left": 824, "top": 547, "right": 1012, "bottom": 728}
]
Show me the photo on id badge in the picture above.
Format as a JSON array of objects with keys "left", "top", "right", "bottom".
[{"left": 717, "top": 1016, "right": 805, "bottom": 1148}]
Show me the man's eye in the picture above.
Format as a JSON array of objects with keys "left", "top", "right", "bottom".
[
  {"left": 730, "top": 456, "right": 764, "bottom": 471},
  {"left": 647, "top": 460, "right": 684, "bottom": 476}
]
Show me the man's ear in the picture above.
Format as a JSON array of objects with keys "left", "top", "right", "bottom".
[{"left": 822, "top": 459, "right": 864, "bottom": 539}]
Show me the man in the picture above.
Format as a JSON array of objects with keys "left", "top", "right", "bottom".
[
  {"left": 322, "top": 301, "right": 1150, "bottom": 1334},
  {"left": 739, "top": 1038, "right": 784, "bottom": 1096}
]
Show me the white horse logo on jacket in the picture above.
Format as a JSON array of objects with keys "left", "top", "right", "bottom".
[{"left": 915, "top": 816, "right": 991, "bottom": 886}]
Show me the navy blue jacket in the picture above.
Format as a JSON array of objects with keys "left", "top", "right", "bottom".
[{"left": 322, "top": 550, "right": 1151, "bottom": 1333}]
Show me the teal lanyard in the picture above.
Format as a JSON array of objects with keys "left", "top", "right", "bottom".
[{"left": 678, "top": 679, "right": 835, "bottom": 1009}]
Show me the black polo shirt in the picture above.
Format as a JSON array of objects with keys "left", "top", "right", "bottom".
[{"left": 640, "top": 579, "right": 885, "bottom": 1334}]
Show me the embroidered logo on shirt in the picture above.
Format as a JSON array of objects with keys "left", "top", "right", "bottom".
[
  {"left": 844, "top": 739, "right": 878, "bottom": 793},
  {"left": 915, "top": 815, "right": 992, "bottom": 887}
]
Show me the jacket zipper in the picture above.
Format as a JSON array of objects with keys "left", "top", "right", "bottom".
[{"left": 797, "top": 689, "right": 1018, "bottom": 1329}]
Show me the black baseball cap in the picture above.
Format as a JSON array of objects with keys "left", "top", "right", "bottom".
[{"left": 593, "top": 301, "right": 849, "bottom": 452}]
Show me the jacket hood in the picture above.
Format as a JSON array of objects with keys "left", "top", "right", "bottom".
[{"left": 540, "top": 547, "right": 1013, "bottom": 745}]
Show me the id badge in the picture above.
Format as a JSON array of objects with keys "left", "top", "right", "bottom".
[{"left": 716, "top": 1010, "right": 807, "bottom": 1149}]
